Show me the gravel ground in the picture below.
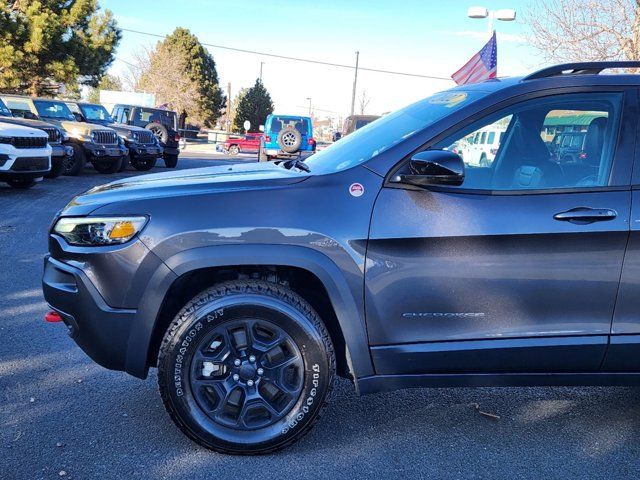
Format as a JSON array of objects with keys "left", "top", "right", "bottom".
[{"left": 2, "top": 153, "right": 640, "bottom": 479}]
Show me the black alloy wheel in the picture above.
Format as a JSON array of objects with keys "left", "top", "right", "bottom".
[
  {"left": 158, "top": 280, "right": 335, "bottom": 455},
  {"left": 189, "top": 319, "right": 305, "bottom": 430}
]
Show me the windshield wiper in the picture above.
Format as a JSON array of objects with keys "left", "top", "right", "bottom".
[{"left": 280, "top": 158, "right": 311, "bottom": 173}]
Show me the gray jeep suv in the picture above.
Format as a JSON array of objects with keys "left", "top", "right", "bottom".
[{"left": 43, "top": 62, "right": 640, "bottom": 454}]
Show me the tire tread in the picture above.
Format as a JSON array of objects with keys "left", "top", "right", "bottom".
[{"left": 157, "top": 279, "right": 336, "bottom": 455}]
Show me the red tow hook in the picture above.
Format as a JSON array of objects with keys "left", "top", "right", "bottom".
[{"left": 45, "top": 310, "right": 62, "bottom": 323}]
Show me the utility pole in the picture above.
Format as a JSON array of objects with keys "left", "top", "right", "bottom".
[
  {"left": 226, "top": 82, "right": 232, "bottom": 132},
  {"left": 350, "top": 51, "right": 359, "bottom": 117},
  {"left": 306, "top": 97, "right": 312, "bottom": 116},
  {"left": 259, "top": 62, "right": 265, "bottom": 81}
]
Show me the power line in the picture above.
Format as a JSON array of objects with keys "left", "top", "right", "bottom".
[{"left": 120, "top": 27, "right": 453, "bottom": 82}]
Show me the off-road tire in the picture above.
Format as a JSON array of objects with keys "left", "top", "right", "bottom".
[
  {"left": 118, "top": 154, "right": 129, "bottom": 172},
  {"left": 157, "top": 280, "right": 336, "bottom": 455},
  {"left": 164, "top": 154, "right": 178, "bottom": 168},
  {"left": 6, "top": 178, "right": 37, "bottom": 189},
  {"left": 277, "top": 128, "right": 302, "bottom": 153},
  {"left": 65, "top": 143, "right": 86, "bottom": 176},
  {"left": 146, "top": 122, "right": 169, "bottom": 144},
  {"left": 92, "top": 156, "right": 123, "bottom": 174},
  {"left": 45, "top": 159, "right": 65, "bottom": 179},
  {"left": 130, "top": 155, "right": 157, "bottom": 171}
]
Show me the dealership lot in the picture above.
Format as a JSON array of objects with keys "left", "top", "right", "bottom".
[{"left": 2, "top": 153, "right": 640, "bottom": 479}]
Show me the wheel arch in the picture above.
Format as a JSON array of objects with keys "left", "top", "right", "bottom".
[{"left": 126, "top": 244, "right": 373, "bottom": 391}]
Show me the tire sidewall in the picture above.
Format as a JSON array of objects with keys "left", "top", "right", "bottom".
[
  {"left": 65, "top": 143, "right": 86, "bottom": 176},
  {"left": 164, "top": 154, "right": 178, "bottom": 168},
  {"left": 277, "top": 128, "right": 302, "bottom": 153},
  {"left": 160, "top": 290, "right": 332, "bottom": 453},
  {"left": 146, "top": 123, "right": 169, "bottom": 144}
]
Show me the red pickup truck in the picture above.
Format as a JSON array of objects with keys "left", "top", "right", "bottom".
[{"left": 222, "top": 133, "right": 263, "bottom": 155}]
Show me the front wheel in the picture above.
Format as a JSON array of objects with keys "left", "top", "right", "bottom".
[
  {"left": 92, "top": 156, "right": 123, "bottom": 174},
  {"left": 164, "top": 154, "right": 178, "bottom": 168},
  {"left": 229, "top": 145, "right": 240, "bottom": 155},
  {"left": 118, "top": 154, "right": 129, "bottom": 172},
  {"left": 131, "top": 155, "right": 157, "bottom": 171},
  {"left": 65, "top": 143, "right": 86, "bottom": 176},
  {"left": 45, "top": 159, "right": 65, "bottom": 179},
  {"left": 157, "top": 280, "right": 335, "bottom": 455}
]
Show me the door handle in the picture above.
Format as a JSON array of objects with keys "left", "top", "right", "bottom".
[{"left": 553, "top": 207, "right": 617, "bottom": 224}]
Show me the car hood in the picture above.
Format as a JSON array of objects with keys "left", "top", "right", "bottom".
[
  {"left": 88, "top": 120, "right": 148, "bottom": 137},
  {"left": 61, "top": 161, "right": 310, "bottom": 216},
  {"left": 0, "top": 116, "right": 54, "bottom": 129},
  {"left": 0, "top": 121, "right": 48, "bottom": 137},
  {"left": 49, "top": 119, "right": 115, "bottom": 136}
]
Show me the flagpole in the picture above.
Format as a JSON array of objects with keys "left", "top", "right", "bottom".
[{"left": 487, "top": 11, "right": 494, "bottom": 36}]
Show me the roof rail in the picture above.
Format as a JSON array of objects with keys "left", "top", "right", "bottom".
[{"left": 523, "top": 61, "right": 640, "bottom": 81}]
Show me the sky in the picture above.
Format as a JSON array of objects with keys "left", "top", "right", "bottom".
[{"left": 101, "top": 0, "right": 543, "bottom": 122}]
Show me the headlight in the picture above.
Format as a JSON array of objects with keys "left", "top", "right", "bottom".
[
  {"left": 131, "top": 132, "right": 139, "bottom": 141},
  {"left": 53, "top": 216, "right": 148, "bottom": 246}
]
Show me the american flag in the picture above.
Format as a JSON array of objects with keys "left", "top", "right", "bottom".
[{"left": 451, "top": 31, "right": 498, "bottom": 85}]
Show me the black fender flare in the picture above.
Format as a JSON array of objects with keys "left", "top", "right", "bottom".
[{"left": 125, "top": 244, "right": 374, "bottom": 388}]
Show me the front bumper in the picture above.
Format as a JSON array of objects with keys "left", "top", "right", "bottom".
[
  {"left": 42, "top": 255, "right": 136, "bottom": 372},
  {"left": 127, "top": 142, "right": 163, "bottom": 160},
  {"left": 83, "top": 141, "right": 128, "bottom": 160},
  {"left": 0, "top": 144, "right": 52, "bottom": 179}
]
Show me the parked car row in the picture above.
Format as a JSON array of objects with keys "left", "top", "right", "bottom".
[{"left": 0, "top": 95, "right": 182, "bottom": 189}]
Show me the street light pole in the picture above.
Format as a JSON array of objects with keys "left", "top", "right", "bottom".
[
  {"left": 306, "top": 97, "right": 312, "bottom": 116},
  {"left": 467, "top": 6, "right": 516, "bottom": 36},
  {"left": 350, "top": 51, "right": 359, "bottom": 117},
  {"left": 259, "top": 62, "right": 265, "bottom": 81}
]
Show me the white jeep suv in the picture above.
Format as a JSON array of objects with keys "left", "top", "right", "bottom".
[{"left": 0, "top": 122, "right": 51, "bottom": 188}]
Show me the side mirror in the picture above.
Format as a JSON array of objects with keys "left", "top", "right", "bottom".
[{"left": 392, "top": 150, "right": 464, "bottom": 188}]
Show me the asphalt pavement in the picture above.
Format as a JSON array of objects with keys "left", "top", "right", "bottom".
[{"left": 2, "top": 152, "right": 640, "bottom": 479}]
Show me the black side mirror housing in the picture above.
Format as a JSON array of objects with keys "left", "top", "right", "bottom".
[{"left": 392, "top": 150, "right": 465, "bottom": 188}]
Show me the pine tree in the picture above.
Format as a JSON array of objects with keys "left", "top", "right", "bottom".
[
  {"left": 0, "top": 0, "right": 121, "bottom": 96},
  {"left": 137, "top": 28, "right": 225, "bottom": 127},
  {"left": 233, "top": 79, "right": 274, "bottom": 133}
]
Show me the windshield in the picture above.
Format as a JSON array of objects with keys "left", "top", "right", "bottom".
[
  {"left": 80, "top": 104, "right": 113, "bottom": 123},
  {"left": 270, "top": 117, "right": 309, "bottom": 135},
  {"left": 0, "top": 99, "right": 11, "bottom": 117},
  {"left": 33, "top": 100, "right": 75, "bottom": 121},
  {"left": 304, "top": 90, "right": 487, "bottom": 174}
]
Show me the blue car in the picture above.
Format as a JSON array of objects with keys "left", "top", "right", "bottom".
[{"left": 259, "top": 114, "right": 315, "bottom": 161}]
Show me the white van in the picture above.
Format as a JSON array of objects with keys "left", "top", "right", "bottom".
[{"left": 0, "top": 122, "right": 51, "bottom": 188}]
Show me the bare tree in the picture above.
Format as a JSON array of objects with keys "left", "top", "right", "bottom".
[
  {"left": 358, "top": 90, "right": 371, "bottom": 115},
  {"left": 120, "top": 47, "right": 152, "bottom": 92},
  {"left": 524, "top": 0, "right": 640, "bottom": 62}
]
